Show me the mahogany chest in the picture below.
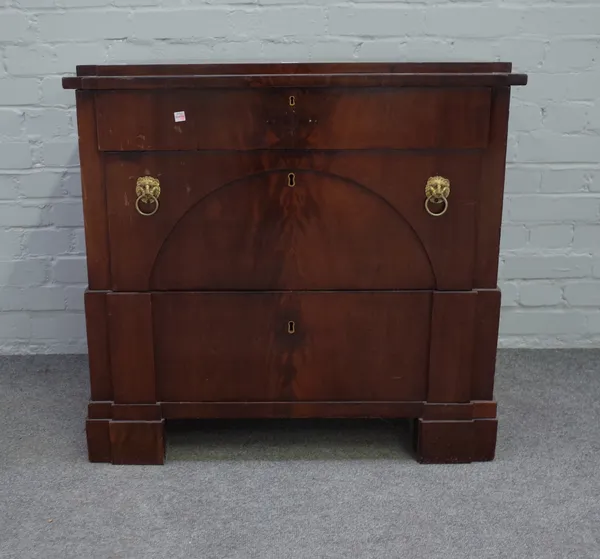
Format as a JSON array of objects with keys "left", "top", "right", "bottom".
[{"left": 64, "top": 63, "right": 527, "bottom": 464}]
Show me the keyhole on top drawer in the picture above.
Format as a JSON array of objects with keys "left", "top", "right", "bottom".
[
  {"left": 287, "top": 321, "right": 295, "bottom": 334},
  {"left": 288, "top": 173, "right": 296, "bottom": 188},
  {"left": 289, "top": 95, "right": 296, "bottom": 107}
]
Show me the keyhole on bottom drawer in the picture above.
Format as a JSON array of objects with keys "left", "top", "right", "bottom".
[
  {"left": 289, "top": 95, "right": 296, "bottom": 107},
  {"left": 288, "top": 173, "right": 296, "bottom": 188},
  {"left": 287, "top": 321, "right": 295, "bottom": 334}
]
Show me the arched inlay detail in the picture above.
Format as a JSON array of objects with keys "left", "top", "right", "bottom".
[{"left": 149, "top": 169, "right": 436, "bottom": 290}]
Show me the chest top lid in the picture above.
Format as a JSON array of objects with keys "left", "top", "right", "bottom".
[{"left": 62, "top": 62, "right": 527, "bottom": 90}]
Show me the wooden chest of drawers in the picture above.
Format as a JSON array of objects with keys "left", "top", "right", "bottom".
[{"left": 64, "top": 63, "right": 526, "bottom": 465}]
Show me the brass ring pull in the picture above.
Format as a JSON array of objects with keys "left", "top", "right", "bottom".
[
  {"left": 135, "top": 176, "right": 161, "bottom": 217},
  {"left": 425, "top": 176, "right": 450, "bottom": 218},
  {"left": 136, "top": 194, "right": 159, "bottom": 216},
  {"left": 424, "top": 196, "right": 448, "bottom": 217}
]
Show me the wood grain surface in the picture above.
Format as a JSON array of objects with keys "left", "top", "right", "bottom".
[
  {"left": 105, "top": 152, "right": 481, "bottom": 291},
  {"left": 68, "top": 62, "right": 525, "bottom": 464},
  {"left": 95, "top": 88, "right": 491, "bottom": 151},
  {"left": 153, "top": 291, "right": 431, "bottom": 403}
]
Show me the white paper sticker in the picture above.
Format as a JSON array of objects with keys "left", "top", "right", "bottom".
[{"left": 174, "top": 111, "right": 186, "bottom": 123}]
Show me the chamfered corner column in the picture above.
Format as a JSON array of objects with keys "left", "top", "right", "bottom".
[
  {"left": 428, "top": 291, "right": 477, "bottom": 403},
  {"left": 84, "top": 293, "right": 166, "bottom": 465},
  {"left": 417, "top": 290, "right": 498, "bottom": 463}
]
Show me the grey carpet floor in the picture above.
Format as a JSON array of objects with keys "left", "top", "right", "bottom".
[{"left": 0, "top": 350, "right": 599, "bottom": 559}]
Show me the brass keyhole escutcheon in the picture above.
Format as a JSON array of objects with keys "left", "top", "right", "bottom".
[
  {"left": 289, "top": 95, "right": 296, "bottom": 107},
  {"left": 287, "top": 321, "right": 295, "bottom": 334},
  {"left": 288, "top": 173, "right": 296, "bottom": 188}
]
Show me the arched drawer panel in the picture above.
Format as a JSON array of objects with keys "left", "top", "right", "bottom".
[
  {"left": 105, "top": 152, "right": 481, "bottom": 291},
  {"left": 149, "top": 170, "right": 434, "bottom": 290}
]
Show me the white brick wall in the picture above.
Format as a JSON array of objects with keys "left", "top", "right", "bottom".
[{"left": 0, "top": 0, "right": 599, "bottom": 353}]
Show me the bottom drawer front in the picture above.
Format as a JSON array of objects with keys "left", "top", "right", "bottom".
[{"left": 153, "top": 292, "right": 431, "bottom": 403}]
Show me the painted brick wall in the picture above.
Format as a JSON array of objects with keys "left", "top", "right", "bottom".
[{"left": 0, "top": 0, "right": 599, "bottom": 353}]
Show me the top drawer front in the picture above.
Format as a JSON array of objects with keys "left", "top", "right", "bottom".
[{"left": 95, "top": 88, "right": 491, "bottom": 151}]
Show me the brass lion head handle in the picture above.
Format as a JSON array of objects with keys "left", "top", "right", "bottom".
[
  {"left": 425, "top": 176, "right": 450, "bottom": 217},
  {"left": 135, "top": 176, "right": 161, "bottom": 217}
]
